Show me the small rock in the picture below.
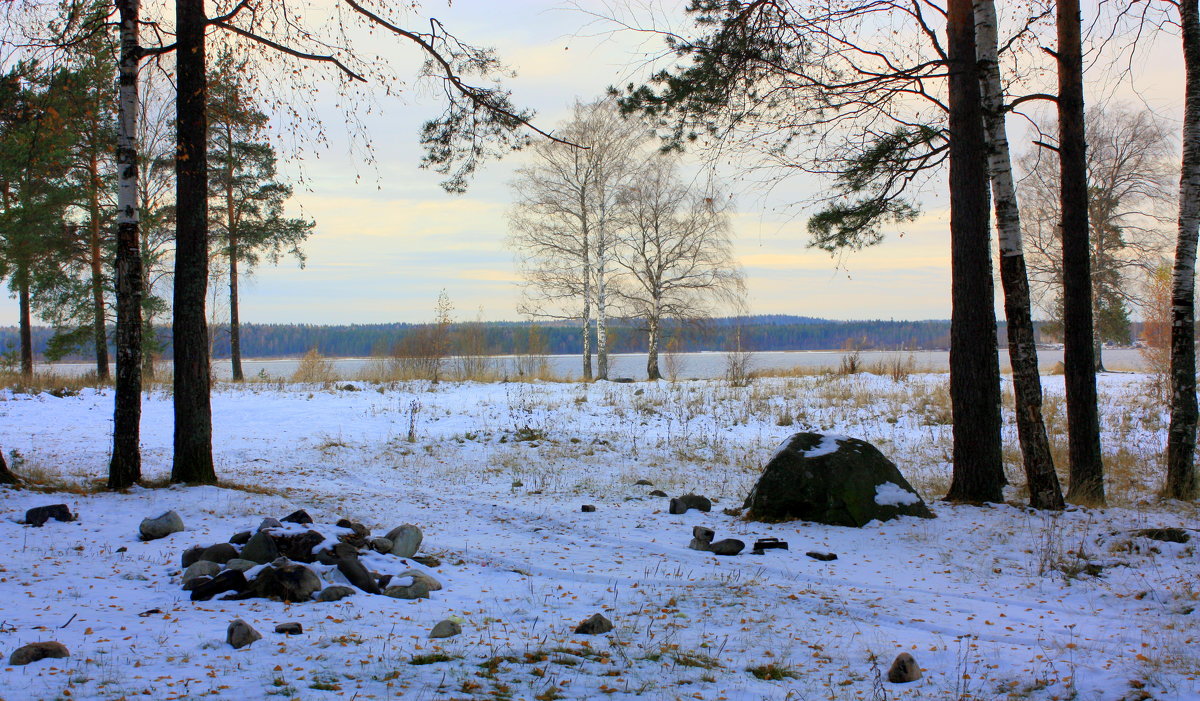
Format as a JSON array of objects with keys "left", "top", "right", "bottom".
[
  {"left": 634, "top": 479, "right": 654, "bottom": 486},
  {"left": 335, "top": 519, "right": 370, "bottom": 547},
  {"left": 581, "top": 505, "right": 596, "bottom": 513},
  {"left": 190, "top": 569, "right": 248, "bottom": 601},
  {"left": 240, "top": 531, "right": 279, "bottom": 564},
  {"left": 1133, "top": 528, "right": 1191, "bottom": 544},
  {"left": 239, "top": 563, "right": 321, "bottom": 602},
  {"left": 384, "top": 580, "right": 431, "bottom": 600},
  {"left": 280, "top": 509, "right": 313, "bottom": 525},
  {"left": 574, "top": 613, "right": 614, "bottom": 635},
  {"left": 688, "top": 538, "right": 712, "bottom": 552},
  {"left": 275, "top": 622, "right": 303, "bottom": 635},
  {"left": 224, "top": 558, "right": 257, "bottom": 572},
  {"left": 649, "top": 489, "right": 668, "bottom": 497},
  {"left": 669, "top": 494, "right": 712, "bottom": 515},
  {"left": 887, "top": 652, "right": 921, "bottom": 683},
  {"left": 753, "top": 537, "right": 788, "bottom": 551},
  {"left": 182, "top": 560, "right": 222, "bottom": 586},
  {"left": 227, "top": 619, "right": 261, "bottom": 649},
  {"left": 229, "top": 530, "right": 252, "bottom": 545},
  {"left": 24, "top": 504, "right": 74, "bottom": 527},
  {"left": 805, "top": 551, "right": 838, "bottom": 562},
  {"left": 182, "top": 574, "right": 212, "bottom": 592},
  {"left": 385, "top": 524, "right": 423, "bottom": 558},
  {"left": 709, "top": 539, "right": 745, "bottom": 556},
  {"left": 396, "top": 569, "right": 442, "bottom": 592},
  {"left": 317, "top": 585, "right": 356, "bottom": 602},
  {"left": 412, "top": 555, "right": 442, "bottom": 568},
  {"left": 258, "top": 517, "right": 283, "bottom": 532},
  {"left": 272, "top": 530, "right": 325, "bottom": 563},
  {"left": 370, "top": 537, "right": 393, "bottom": 553},
  {"left": 181, "top": 545, "right": 207, "bottom": 568},
  {"left": 692, "top": 526, "right": 715, "bottom": 542},
  {"left": 199, "top": 543, "right": 238, "bottom": 565},
  {"left": 429, "top": 619, "right": 462, "bottom": 638},
  {"left": 139, "top": 510, "right": 184, "bottom": 541},
  {"left": 9, "top": 641, "right": 69, "bottom": 666}
]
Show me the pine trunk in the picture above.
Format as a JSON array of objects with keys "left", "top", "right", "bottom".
[
  {"left": 0, "top": 448, "right": 17, "bottom": 485},
  {"left": 944, "top": 0, "right": 1005, "bottom": 503},
  {"left": 17, "top": 264, "right": 32, "bottom": 381},
  {"left": 88, "top": 153, "right": 110, "bottom": 382},
  {"left": 976, "top": 0, "right": 1063, "bottom": 510},
  {"left": 1057, "top": 0, "right": 1106, "bottom": 506},
  {"left": 110, "top": 0, "right": 143, "bottom": 489},
  {"left": 1166, "top": 0, "right": 1200, "bottom": 500},
  {"left": 171, "top": 0, "right": 216, "bottom": 484},
  {"left": 227, "top": 174, "right": 243, "bottom": 382}
]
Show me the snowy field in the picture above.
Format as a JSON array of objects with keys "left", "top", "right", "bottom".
[{"left": 0, "top": 372, "right": 1196, "bottom": 700}]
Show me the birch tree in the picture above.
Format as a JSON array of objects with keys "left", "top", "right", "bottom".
[
  {"left": 976, "top": 0, "right": 1063, "bottom": 510},
  {"left": 612, "top": 156, "right": 743, "bottom": 380},
  {"left": 1166, "top": 0, "right": 1200, "bottom": 500},
  {"left": 508, "top": 99, "right": 646, "bottom": 381}
]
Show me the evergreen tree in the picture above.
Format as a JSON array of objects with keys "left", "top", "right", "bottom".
[{"left": 207, "top": 52, "right": 312, "bottom": 382}]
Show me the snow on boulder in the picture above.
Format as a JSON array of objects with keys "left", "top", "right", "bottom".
[{"left": 743, "top": 432, "right": 933, "bottom": 526}]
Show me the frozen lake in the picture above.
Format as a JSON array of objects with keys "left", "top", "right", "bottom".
[{"left": 41, "top": 347, "right": 1148, "bottom": 380}]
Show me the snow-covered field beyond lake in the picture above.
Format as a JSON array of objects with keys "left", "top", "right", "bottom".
[{"left": 0, "top": 372, "right": 1196, "bottom": 700}]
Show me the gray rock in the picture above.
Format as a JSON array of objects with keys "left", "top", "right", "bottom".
[
  {"left": 182, "top": 574, "right": 212, "bottom": 592},
  {"left": 334, "top": 555, "right": 382, "bottom": 595},
  {"left": 634, "top": 479, "right": 654, "bottom": 486},
  {"left": 275, "top": 622, "right": 303, "bottom": 635},
  {"left": 182, "top": 560, "right": 222, "bottom": 585},
  {"left": 257, "top": 517, "right": 283, "bottom": 532},
  {"left": 574, "top": 613, "right": 613, "bottom": 635},
  {"left": 383, "top": 579, "right": 431, "bottom": 600},
  {"left": 887, "top": 652, "right": 921, "bottom": 683},
  {"left": 668, "top": 494, "right": 712, "bottom": 515},
  {"left": 317, "top": 585, "right": 356, "bottom": 602},
  {"left": 396, "top": 569, "right": 442, "bottom": 592},
  {"left": 385, "top": 524, "right": 423, "bottom": 558},
  {"left": 199, "top": 542, "right": 238, "bottom": 565},
  {"left": 743, "top": 432, "right": 934, "bottom": 527},
  {"left": 649, "top": 489, "right": 668, "bottom": 497},
  {"left": 139, "top": 510, "right": 184, "bottom": 541},
  {"left": 225, "top": 558, "right": 258, "bottom": 572},
  {"left": 181, "top": 545, "right": 207, "bottom": 568},
  {"left": 709, "top": 539, "right": 745, "bottom": 556},
  {"left": 229, "top": 530, "right": 252, "bottom": 545},
  {"left": 9, "top": 641, "right": 69, "bottom": 665},
  {"left": 370, "top": 537, "right": 393, "bottom": 553},
  {"left": 335, "top": 519, "right": 371, "bottom": 548},
  {"left": 692, "top": 526, "right": 715, "bottom": 542},
  {"left": 240, "top": 531, "right": 279, "bottom": 564},
  {"left": 24, "top": 504, "right": 74, "bottom": 527},
  {"left": 227, "top": 619, "right": 261, "bottom": 649},
  {"left": 688, "top": 538, "right": 712, "bottom": 552},
  {"left": 429, "top": 619, "right": 462, "bottom": 638},
  {"left": 581, "top": 505, "right": 596, "bottom": 512}
]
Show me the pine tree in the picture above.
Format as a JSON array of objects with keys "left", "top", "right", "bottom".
[{"left": 208, "top": 52, "right": 312, "bottom": 382}]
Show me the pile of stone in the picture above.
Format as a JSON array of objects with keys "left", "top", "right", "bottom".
[{"left": 179, "top": 509, "right": 442, "bottom": 603}]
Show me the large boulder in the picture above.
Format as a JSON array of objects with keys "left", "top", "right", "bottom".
[
  {"left": 139, "top": 510, "right": 184, "bottom": 540},
  {"left": 743, "top": 432, "right": 933, "bottom": 527}
]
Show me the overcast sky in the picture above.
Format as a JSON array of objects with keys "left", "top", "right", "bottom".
[{"left": 0, "top": 0, "right": 1187, "bottom": 326}]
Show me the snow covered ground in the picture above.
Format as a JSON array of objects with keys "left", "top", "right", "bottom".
[{"left": 0, "top": 372, "right": 1196, "bottom": 700}]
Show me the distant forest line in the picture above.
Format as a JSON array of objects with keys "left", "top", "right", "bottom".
[{"left": 5, "top": 315, "right": 1106, "bottom": 361}]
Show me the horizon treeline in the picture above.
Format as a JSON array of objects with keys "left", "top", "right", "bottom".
[{"left": 0, "top": 315, "right": 1096, "bottom": 362}]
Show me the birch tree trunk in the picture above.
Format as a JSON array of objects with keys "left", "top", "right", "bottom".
[
  {"left": 581, "top": 215, "right": 593, "bottom": 382},
  {"left": 594, "top": 229, "right": 610, "bottom": 381},
  {"left": 646, "top": 313, "right": 660, "bottom": 380},
  {"left": 110, "top": 0, "right": 144, "bottom": 489},
  {"left": 945, "top": 0, "right": 1005, "bottom": 503},
  {"left": 171, "top": 0, "right": 216, "bottom": 484},
  {"left": 976, "top": 0, "right": 1063, "bottom": 510},
  {"left": 1165, "top": 0, "right": 1200, "bottom": 500},
  {"left": 1057, "top": 0, "right": 1106, "bottom": 506}
]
